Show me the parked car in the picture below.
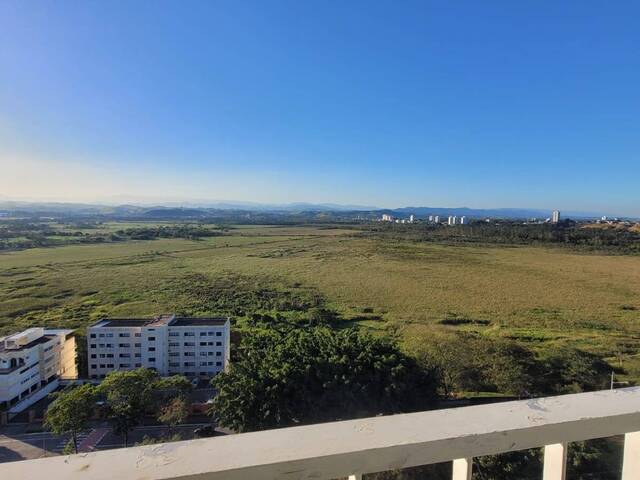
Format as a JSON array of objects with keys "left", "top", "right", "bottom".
[{"left": 194, "top": 425, "right": 216, "bottom": 438}]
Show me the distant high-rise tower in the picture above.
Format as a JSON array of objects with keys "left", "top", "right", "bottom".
[
  {"left": 428, "top": 215, "right": 434, "bottom": 222},
  {"left": 460, "top": 216, "right": 467, "bottom": 225},
  {"left": 448, "top": 216, "right": 458, "bottom": 226},
  {"left": 409, "top": 214, "right": 415, "bottom": 223},
  {"left": 551, "top": 210, "right": 561, "bottom": 223},
  {"left": 434, "top": 215, "right": 440, "bottom": 223}
]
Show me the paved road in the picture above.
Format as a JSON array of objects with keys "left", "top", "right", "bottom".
[{"left": 0, "top": 423, "right": 217, "bottom": 463}]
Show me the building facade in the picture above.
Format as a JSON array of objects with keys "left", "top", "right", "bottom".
[
  {"left": 552, "top": 210, "right": 561, "bottom": 223},
  {"left": 0, "top": 328, "right": 77, "bottom": 411},
  {"left": 87, "top": 315, "right": 231, "bottom": 380}
]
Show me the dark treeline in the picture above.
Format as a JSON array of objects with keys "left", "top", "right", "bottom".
[
  {"left": 363, "top": 221, "right": 640, "bottom": 253},
  {"left": 114, "top": 225, "right": 223, "bottom": 240},
  {"left": 0, "top": 221, "right": 224, "bottom": 251}
]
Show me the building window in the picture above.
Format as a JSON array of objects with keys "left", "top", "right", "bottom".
[
  {"left": 184, "top": 362, "right": 195, "bottom": 367},
  {"left": 99, "top": 334, "right": 105, "bottom": 338},
  {"left": 148, "top": 347, "right": 156, "bottom": 352},
  {"left": 184, "top": 342, "right": 195, "bottom": 347},
  {"left": 148, "top": 337, "right": 156, "bottom": 341},
  {"left": 119, "top": 333, "right": 130, "bottom": 338},
  {"left": 91, "top": 364, "right": 97, "bottom": 369},
  {"left": 169, "top": 352, "right": 179, "bottom": 357},
  {"left": 119, "top": 353, "right": 131, "bottom": 358},
  {"left": 200, "top": 332, "right": 207, "bottom": 336},
  {"left": 200, "top": 362, "right": 207, "bottom": 366},
  {"left": 99, "top": 364, "right": 105, "bottom": 368},
  {"left": 107, "top": 364, "right": 114, "bottom": 368},
  {"left": 184, "top": 352, "right": 195, "bottom": 357},
  {"left": 169, "top": 332, "right": 179, "bottom": 337},
  {"left": 216, "top": 341, "right": 222, "bottom": 346},
  {"left": 216, "top": 352, "right": 222, "bottom": 357},
  {"left": 135, "top": 353, "right": 141, "bottom": 358},
  {"left": 200, "top": 352, "right": 207, "bottom": 357},
  {"left": 200, "top": 342, "right": 207, "bottom": 346},
  {"left": 134, "top": 333, "right": 141, "bottom": 337},
  {"left": 106, "top": 333, "right": 114, "bottom": 338},
  {"left": 106, "top": 354, "right": 114, "bottom": 358},
  {"left": 184, "top": 332, "right": 195, "bottom": 337},
  {"left": 169, "top": 362, "right": 180, "bottom": 367},
  {"left": 216, "top": 362, "right": 222, "bottom": 367},
  {"left": 90, "top": 344, "right": 96, "bottom": 348},
  {"left": 120, "top": 363, "right": 130, "bottom": 368},
  {"left": 216, "top": 332, "right": 222, "bottom": 337},
  {"left": 90, "top": 334, "right": 96, "bottom": 338},
  {"left": 99, "top": 354, "right": 106, "bottom": 359},
  {"left": 119, "top": 343, "right": 130, "bottom": 348},
  {"left": 207, "top": 352, "right": 214, "bottom": 356},
  {"left": 90, "top": 354, "right": 96, "bottom": 359},
  {"left": 135, "top": 363, "right": 141, "bottom": 367},
  {"left": 134, "top": 343, "right": 141, "bottom": 347},
  {"left": 148, "top": 358, "right": 156, "bottom": 362},
  {"left": 169, "top": 342, "right": 179, "bottom": 347}
]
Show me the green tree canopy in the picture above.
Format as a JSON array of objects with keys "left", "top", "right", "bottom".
[
  {"left": 541, "top": 348, "right": 611, "bottom": 394},
  {"left": 157, "top": 397, "right": 189, "bottom": 434},
  {"left": 212, "top": 327, "right": 437, "bottom": 432},
  {"left": 96, "top": 368, "right": 158, "bottom": 446},
  {"left": 45, "top": 383, "right": 96, "bottom": 454}
]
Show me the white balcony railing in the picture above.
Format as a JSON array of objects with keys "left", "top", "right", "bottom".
[{"left": 2, "top": 387, "right": 639, "bottom": 479}]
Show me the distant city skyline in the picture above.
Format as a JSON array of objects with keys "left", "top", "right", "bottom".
[{"left": 1, "top": 1, "right": 639, "bottom": 216}]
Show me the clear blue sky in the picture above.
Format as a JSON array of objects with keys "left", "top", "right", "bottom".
[{"left": 1, "top": 1, "right": 638, "bottom": 215}]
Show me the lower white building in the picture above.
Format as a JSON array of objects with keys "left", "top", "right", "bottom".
[
  {"left": 87, "top": 315, "right": 231, "bottom": 380},
  {"left": 0, "top": 328, "right": 77, "bottom": 412}
]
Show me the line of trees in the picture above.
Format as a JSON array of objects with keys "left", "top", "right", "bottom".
[
  {"left": 365, "top": 221, "right": 640, "bottom": 253},
  {"left": 45, "top": 370, "right": 192, "bottom": 452}
]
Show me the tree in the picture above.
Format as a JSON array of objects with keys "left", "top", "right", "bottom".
[
  {"left": 158, "top": 397, "right": 189, "bottom": 435},
  {"left": 541, "top": 348, "right": 611, "bottom": 394},
  {"left": 410, "top": 333, "right": 540, "bottom": 397},
  {"left": 97, "top": 368, "right": 158, "bottom": 447},
  {"left": 45, "top": 383, "right": 96, "bottom": 454},
  {"left": 154, "top": 375, "right": 192, "bottom": 403},
  {"left": 211, "top": 327, "right": 437, "bottom": 432}
]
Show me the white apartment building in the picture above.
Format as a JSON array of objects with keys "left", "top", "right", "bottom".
[
  {"left": 87, "top": 315, "right": 231, "bottom": 380},
  {"left": 448, "top": 215, "right": 458, "bottom": 226},
  {"left": 460, "top": 216, "right": 467, "bottom": 225},
  {"left": 552, "top": 210, "right": 561, "bottom": 223},
  {"left": 0, "top": 328, "right": 77, "bottom": 412}
]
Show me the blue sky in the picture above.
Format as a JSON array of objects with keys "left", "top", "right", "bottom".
[{"left": 1, "top": 1, "right": 639, "bottom": 215}]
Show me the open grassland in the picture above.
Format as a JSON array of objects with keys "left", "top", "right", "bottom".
[{"left": 1, "top": 224, "right": 639, "bottom": 380}]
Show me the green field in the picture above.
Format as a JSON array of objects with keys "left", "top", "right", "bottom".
[{"left": 1, "top": 224, "right": 639, "bottom": 380}]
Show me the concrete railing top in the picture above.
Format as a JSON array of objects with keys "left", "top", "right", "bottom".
[{"left": 2, "top": 387, "right": 640, "bottom": 480}]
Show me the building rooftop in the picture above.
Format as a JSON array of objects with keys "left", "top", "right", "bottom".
[
  {"left": 171, "top": 317, "right": 229, "bottom": 327},
  {"left": 90, "top": 315, "right": 229, "bottom": 328},
  {"left": 0, "top": 334, "right": 55, "bottom": 354}
]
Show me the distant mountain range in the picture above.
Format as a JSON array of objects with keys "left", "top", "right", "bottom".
[{"left": 0, "top": 200, "right": 625, "bottom": 220}]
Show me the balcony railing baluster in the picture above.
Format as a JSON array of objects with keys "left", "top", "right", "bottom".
[
  {"left": 452, "top": 457, "right": 472, "bottom": 480},
  {"left": 622, "top": 431, "right": 640, "bottom": 479},
  {"left": 542, "top": 442, "right": 567, "bottom": 480}
]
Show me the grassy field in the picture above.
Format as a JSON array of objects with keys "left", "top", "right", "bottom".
[{"left": 1, "top": 224, "right": 639, "bottom": 380}]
